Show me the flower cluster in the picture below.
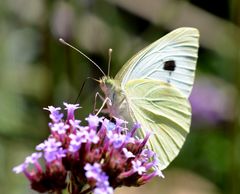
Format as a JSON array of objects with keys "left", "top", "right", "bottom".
[{"left": 13, "top": 103, "right": 164, "bottom": 194}]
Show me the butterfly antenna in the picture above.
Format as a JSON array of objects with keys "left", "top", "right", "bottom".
[
  {"left": 74, "top": 77, "right": 100, "bottom": 104},
  {"left": 59, "top": 38, "right": 106, "bottom": 77},
  {"left": 107, "top": 48, "right": 112, "bottom": 77}
]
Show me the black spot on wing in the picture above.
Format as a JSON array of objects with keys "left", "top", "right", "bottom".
[{"left": 163, "top": 60, "right": 176, "bottom": 71}]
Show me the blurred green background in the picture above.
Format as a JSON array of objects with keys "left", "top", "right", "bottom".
[{"left": 1, "top": 0, "right": 240, "bottom": 194}]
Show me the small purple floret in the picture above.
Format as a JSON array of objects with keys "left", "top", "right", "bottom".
[
  {"left": 36, "top": 138, "right": 65, "bottom": 162},
  {"left": 122, "top": 148, "right": 135, "bottom": 158},
  {"left": 114, "top": 117, "right": 128, "bottom": 126},
  {"left": 69, "top": 130, "right": 89, "bottom": 152},
  {"left": 88, "top": 130, "right": 99, "bottom": 144},
  {"left": 131, "top": 160, "right": 146, "bottom": 175},
  {"left": 25, "top": 152, "right": 42, "bottom": 164},
  {"left": 85, "top": 163, "right": 113, "bottom": 194},
  {"left": 64, "top": 102, "right": 81, "bottom": 120},
  {"left": 86, "top": 114, "right": 103, "bottom": 128},
  {"left": 13, "top": 163, "right": 27, "bottom": 174},
  {"left": 44, "top": 106, "right": 63, "bottom": 123},
  {"left": 84, "top": 163, "right": 102, "bottom": 180},
  {"left": 51, "top": 122, "right": 69, "bottom": 134},
  {"left": 69, "top": 119, "right": 81, "bottom": 130},
  {"left": 107, "top": 130, "right": 125, "bottom": 148}
]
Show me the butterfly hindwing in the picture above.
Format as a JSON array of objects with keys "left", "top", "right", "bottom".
[
  {"left": 124, "top": 79, "right": 191, "bottom": 170},
  {"left": 115, "top": 27, "right": 199, "bottom": 98}
]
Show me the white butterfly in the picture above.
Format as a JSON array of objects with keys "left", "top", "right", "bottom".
[
  {"left": 60, "top": 27, "right": 198, "bottom": 171},
  {"left": 99, "top": 27, "right": 199, "bottom": 170}
]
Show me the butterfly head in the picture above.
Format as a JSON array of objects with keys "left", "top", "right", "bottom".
[{"left": 99, "top": 76, "right": 118, "bottom": 94}]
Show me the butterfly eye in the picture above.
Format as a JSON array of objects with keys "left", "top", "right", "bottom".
[{"left": 163, "top": 60, "right": 176, "bottom": 71}]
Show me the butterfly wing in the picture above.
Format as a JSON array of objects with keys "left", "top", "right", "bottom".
[
  {"left": 124, "top": 79, "right": 191, "bottom": 170},
  {"left": 115, "top": 27, "right": 199, "bottom": 98}
]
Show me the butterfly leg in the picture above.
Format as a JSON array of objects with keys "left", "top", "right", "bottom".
[
  {"left": 96, "top": 97, "right": 112, "bottom": 116},
  {"left": 93, "top": 92, "right": 105, "bottom": 113}
]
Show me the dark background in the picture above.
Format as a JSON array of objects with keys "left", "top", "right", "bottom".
[{"left": 0, "top": 0, "right": 240, "bottom": 194}]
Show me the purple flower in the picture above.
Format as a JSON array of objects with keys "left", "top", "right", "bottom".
[
  {"left": 124, "top": 135, "right": 135, "bottom": 144},
  {"left": 64, "top": 102, "right": 81, "bottom": 120},
  {"left": 114, "top": 117, "right": 128, "bottom": 127},
  {"left": 69, "top": 119, "right": 81, "bottom": 130},
  {"left": 122, "top": 148, "right": 135, "bottom": 158},
  {"left": 131, "top": 160, "right": 146, "bottom": 175},
  {"left": 84, "top": 163, "right": 102, "bottom": 180},
  {"left": 14, "top": 102, "right": 164, "bottom": 194},
  {"left": 107, "top": 130, "right": 125, "bottom": 148},
  {"left": 95, "top": 171, "right": 113, "bottom": 194},
  {"left": 141, "top": 149, "right": 154, "bottom": 158},
  {"left": 85, "top": 163, "right": 113, "bottom": 194},
  {"left": 44, "top": 106, "right": 61, "bottom": 113},
  {"left": 101, "top": 119, "right": 116, "bottom": 131},
  {"left": 96, "top": 173, "right": 109, "bottom": 187},
  {"left": 13, "top": 163, "right": 27, "bottom": 174},
  {"left": 44, "top": 106, "right": 63, "bottom": 123},
  {"left": 94, "top": 186, "right": 113, "bottom": 194},
  {"left": 51, "top": 122, "right": 69, "bottom": 134},
  {"left": 88, "top": 129, "right": 99, "bottom": 144},
  {"left": 140, "top": 149, "right": 155, "bottom": 163},
  {"left": 36, "top": 138, "right": 65, "bottom": 162},
  {"left": 152, "top": 166, "right": 165, "bottom": 178},
  {"left": 56, "top": 147, "right": 67, "bottom": 158},
  {"left": 25, "top": 152, "right": 42, "bottom": 164},
  {"left": 106, "top": 121, "right": 115, "bottom": 131},
  {"left": 129, "top": 123, "right": 141, "bottom": 136},
  {"left": 86, "top": 114, "right": 102, "bottom": 128},
  {"left": 13, "top": 152, "right": 42, "bottom": 175},
  {"left": 43, "top": 148, "right": 66, "bottom": 163},
  {"left": 69, "top": 130, "right": 89, "bottom": 152},
  {"left": 36, "top": 138, "right": 61, "bottom": 151}
]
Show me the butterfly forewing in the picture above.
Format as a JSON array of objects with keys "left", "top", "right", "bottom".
[
  {"left": 124, "top": 79, "right": 191, "bottom": 170},
  {"left": 115, "top": 27, "right": 199, "bottom": 98}
]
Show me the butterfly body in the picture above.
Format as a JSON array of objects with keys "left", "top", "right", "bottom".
[
  {"left": 99, "top": 27, "right": 199, "bottom": 170},
  {"left": 99, "top": 77, "right": 128, "bottom": 119}
]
